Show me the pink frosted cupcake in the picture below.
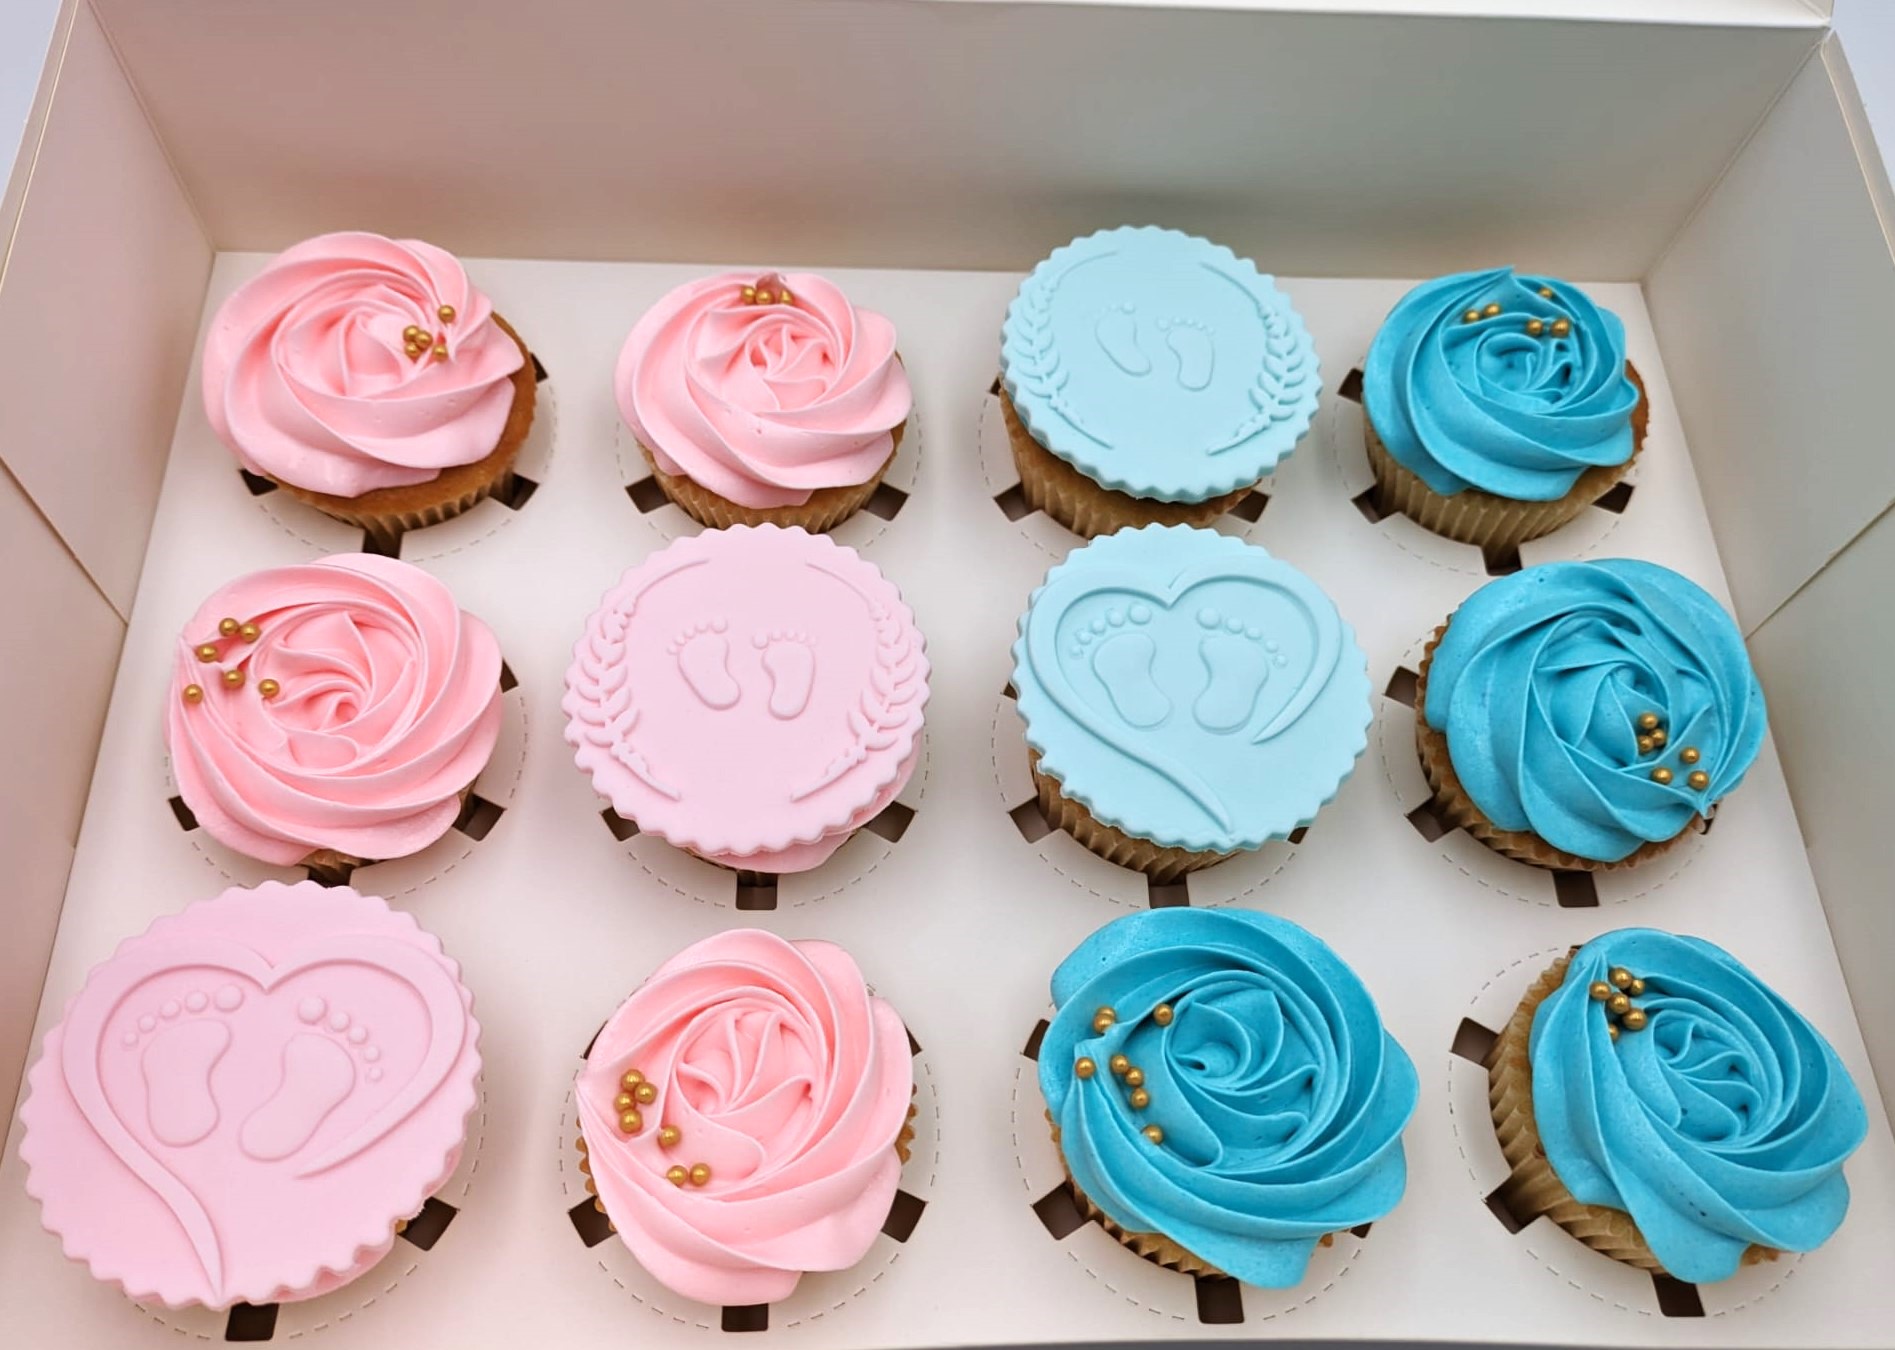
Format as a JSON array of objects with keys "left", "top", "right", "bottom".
[
  {"left": 20, "top": 881, "right": 481, "bottom": 1309},
  {"left": 166, "top": 554, "right": 503, "bottom": 880},
  {"left": 576, "top": 929, "right": 913, "bottom": 1305},
  {"left": 615, "top": 270, "right": 911, "bottom": 531},
  {"left": 563, "top": 526, "right": 928, "bottom": 873},
  {"left": 202, "top": 231, "right": 536, "bottom": 544}
]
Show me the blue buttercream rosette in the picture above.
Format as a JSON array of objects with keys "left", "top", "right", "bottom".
[{"left": 1040, "top": 909, "right": 1416, "bottom": 1286}]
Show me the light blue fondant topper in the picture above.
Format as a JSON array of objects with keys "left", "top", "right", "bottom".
[
  {"left": 1001, "top": 227, "right": 1321, "bottom": 503},
  {"left": 1013, "top": 525, "right": 1371, "bottom": 854}
]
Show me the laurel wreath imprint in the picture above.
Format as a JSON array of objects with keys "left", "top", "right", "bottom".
[
  {"left": 791, "top": 600, "right": 925, "bottom": 801},
  {"left": 572, "top": 602, "right": 682, "bottom": 801}
]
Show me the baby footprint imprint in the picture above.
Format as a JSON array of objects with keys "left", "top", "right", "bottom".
[
  {"left": 134, "top": 988, "right": 240, "bottom": 1147},
  {"left": 1094, "top": 303, "right": 1151, "bottom": 377},
  {"left": 1156, "top": 318, "right": 1216, "bottom": 392},
  {"left": 1193, "top": 608, "right": 1271, "bottom": 733},
  {"left": 753, "top": 631, "right": 816, "bottom": 719},
  {"left": 669, "top": 619, "right": 739, "bottom": 710},
  {"left": 1073, "top": 604, "right": 1170, "bottom": 728},
  {"left": 238, "top": 996, "right": 376, "bottom": 1163}
]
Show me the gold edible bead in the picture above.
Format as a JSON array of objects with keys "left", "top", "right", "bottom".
[
  {"left": 238, "top": 622, "right": 260, "bottom": 642},
  {"left": 1628, "top": 978, "right": 1646, "bottom": 996},
  {"left": 437, "top": 304, "right": 456, "bottom": 323},
  {"left": 1680, "top": 746, "right": 1701, "bottom": 765},
  {"left": 741, "top": 285, "right": 757, "bottom": 302},
  {"left": 666, "top": 1166, "right": 688, "bottom": 1187},
  {"left": 432, "top": 342, "right": 448, "bottom": 360},
  {"left": 1124, "top": 1067, "right": 1145, "bottom": 1088},
  {"left": 778, "top": 288, "right": 793, "bottom": 305},
  {"left": 1652, "top": 767, "right": 1674, "bottom": 785},
  {"left": 754, "top": 290, "right": 774, "bottom": 305},
  {"left": 619, "top": 1110, "right": 643, "bottom": 1133},
  {"left": 658, "top": 1125, "right": 681, "bottom": 1148},
  {"left": 1608, "top": 1023, "right": 1619, "bottom": 1041},
  {"left": 616, "top": 1092, "right": 635, "bottom": 1112},
  {"left": 1688, "top": 771, "right": 1710, "bottom": 790},
  {"left": 404, "top": 325, "right": 423, "bottom": 340},
  {"left": 1551, "top": 318, "right": 1571, "bottom": 337},
  {"left": 218, "top": 617, "right": 240, "bottom": 636},
  {"left": 257, "top": 678, "right": 280, "bottom": 699},
  {"left": 1129, "top": 1087, "right": 1151, "bottom": 1110},
  {"left": 1588, "top": 981, "right": 1613, "bottom": 1001},
  {"left": 1142, "top": 1125, "right": 1165, "bottom": 1144},
  {"left": 1538, "top": 286, "right": 1555, "bottom": 299},
  {"left": 1526, "top": 318, "right": 1545, "bottom": 336},
  {"left": 1638, "top": 712, "right": 1659, "bottom": 731},
  {"left": 1609, "top": 968, "right": 1633, "bottom": 990},
  {"left": 1092, "top": 1006, "right": 1117, "bottom": 1033},
  {"left": 1462, "top": 309, "right": 1481, "bottom": 324},
  {"left": 621, "top": 1070, "right": 645, "bottom": 1090},
  {"left": 1108, "top": 1054, "right": 1131, "bottom": 1076},
  {"left": 633, "top": 1082, "right": 657, "bottom": 1105},
  {"left": 1482, "top": 302, "right": 1502, "bottom": 317},
  {"left": 182, "top": 684, "right": 203, "bottom": 704},
  {"left": 221, "top": 668, "right": 245, "bottom": 689},
  {"left": 1074, "top": 1057, "right": 1096, "bottom": 1079},
  {"left": 196, "top": 643, "right": 220, "bottom": 662},
  {"left": 689, "top": 1163, "right": 711, "bottom": 1187},
  {"left": 1607, "top": 993, "right": 1632, "bottom": 1016},
  {"left": 1637, "top": 736, "right": 1654, "bottom": 754},
  {"left": 1153, "top": 1003, "right": 1174, "bottom": 1026},
  {"left": 1621, "top": 1008, "right": 1649, "bottom": 1032},
  {"left": 1650, "top": 728, "right": 1668, "bottom": 748}
]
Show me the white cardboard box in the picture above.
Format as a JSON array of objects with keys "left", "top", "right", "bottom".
[{"left": 2, "top": 2, "right": 1892, "bottom": 1346}]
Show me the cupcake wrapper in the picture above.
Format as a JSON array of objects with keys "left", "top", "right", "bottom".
[
  {"left": 1487, "top": 952, "right": 1773, "bottom": 1275},
  {"left": 293, "top": 777, "right": 479, "bottom": 882},
  {"left": 1029, "top": 754, "right": 1234, "bottom": 884},
  {"left": 1412, "top": 625, "right": 1690, "bottom": 873},
  {"left": 638, "top": 424, "right": 901, "bottom": 534},
  {"left": 1364, "top": 363, "right": 1649, "bottom": 554},
  {"left": 272, "top": 314, "right": 539, "bottom": 547},
  {"left": 1000, "top": 389, "right": 1255, "bottom": 539}
]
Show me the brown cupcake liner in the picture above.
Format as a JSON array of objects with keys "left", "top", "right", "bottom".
[
  {"left": 1364, "top": 363, "right": 1649, "bottom": 554},
  {"left": 271, "top": 314, "right": 540, "bottom": 549},
  {"left": 1029, "top": 753, "right": 1233, "bottom": 884},
  {"left": 1000, "top": 389, "right": 1256, "bottom": 539},
  {"left": 1487, "top": 951, "right": 1773, "bottom": 1275},
  {"left": 294, "top": 778, "right": 479, "bottom": 884},
  {"left": 1412, "top": 624, "right": 1691, "bottom": 873},
  {"left": 637, "top": 423, "right": 902, "bottom": 534}
]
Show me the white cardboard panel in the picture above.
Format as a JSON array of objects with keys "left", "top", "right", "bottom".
[
  {"left": 88, "top": 0, "right": 1812, "bottom": 278},
  {"left": 1646, "top": 36, "right": 1895, "bottom": 634},
  {"left": 0, "top": 255, "right": 1889, "bottom": 1348},
  {"left": 0, "top": 0, "right": 210, "bottom": 616}
]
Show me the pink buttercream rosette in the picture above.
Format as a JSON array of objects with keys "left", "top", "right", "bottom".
[
  {"left": 615, "top": 270, "right": 911, "bottom": 510},
  {"left": 576, "top": 930, "right": 913, "bottom": 1306},
  {"left": 166, "top": 554, "right": 503, "bottom": 868}
]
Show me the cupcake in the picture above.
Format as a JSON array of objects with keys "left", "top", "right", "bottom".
[
  {"left": 1488, "top": 928, "right": 1866, "bottom": 1281},
  {"left": 999, "top": 226, "right": 1320, "bottom": 538},
  {"left": 166, "top": 554, "right": 504, "bottom": 880},
  {"left": 1362, "top": 267, "right": 1646, "bottom": 553},
  {"left": 1040, "top": 908, "right": 1416, "bottom": 1286},
  {"left": 616, "top": 270, "right": 912, "bottom": 531},
  {"left": 20, "top": 881, "right": 481, "bottom": 1309},
  {"left": 202, "top": 231, "right": 537, "bottom": 545},
  {"left": 564, "top": 526, "right": 929, "bottom": 873},
  {"left": 1416, "top": 559, "right": 1766, "bottom": 870},
  {"left": 575, "top": 929, "right": 914, "bottom": 1305},
  {"left": 1011, "top": 525, "right": 1370, "bottom": 882}
]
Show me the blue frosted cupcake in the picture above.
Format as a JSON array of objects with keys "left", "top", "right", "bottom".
[
  {"left": 1489, "top": 929, "right": 1867, "bottom": 1280},
  {"left": 1416, "top": 559, "right": 1766, "bottom": 871},
  {"left": 1013, "top": 525, "right": 1371, "bottom": 881},
  {"left": 1363, "top": 267, "right": 1646, "bottom": 553},
  {"left": 1042, "top": 908, "right": 1417, "bottom": 1285},
  {"left": 1000, "top": 227, "right": 1320, "bottom": 538}
]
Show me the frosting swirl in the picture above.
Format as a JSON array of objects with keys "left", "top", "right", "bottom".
[
  {"left": 578, "top": 930, "right": 913, "bottom": 1305},
  {"left": 202, "top": 231, "right": 526, "bottom": 498},
  {"left": 166, "top": 554, "right": 503, "bottom": 866},
  {"left": 615, "top": 271, "right": 912, "bottom": 509},
  {"left": 1040, "top": 909, "right": 1416, "bottom": 1287},
  {"left": 1424, "top": 560, "right": 1766, "bottom": 863},
  {"left": 1531, "top": 929, "right": 1867, "bottom": 1282},
  {"left": 1364, "top": 267, "right": 1639, "bottom": 500}
]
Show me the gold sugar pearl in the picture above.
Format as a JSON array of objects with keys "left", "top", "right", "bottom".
[
  {"left": 1650, "top": 728, "right": 1668, "bottom": 748},
  {"left": 218, "top": 617, "right": 240, "bottom": 637},
  {"left": 1652, "top": 767, "right": 1674, "bottom": 785},
  {"left": 689, "top": 1163, "right": 711, "bottom": 1187},
  {"left": 1609, "top": 968, "right": 1633, "bottom": 991},
  {"left": 437, "top": 304, "right": 456, "bottom": 323},
  {"left": 1680, "top": 746, "right": 1701, "bottom": 765},
  {"left": 1628, "top": 978, "right": 1647, "bottom": 996},
  {"left": 1638, "top": 712, "right": 1660, "bottom": 731},
  {"left": 754, "top": 289, "right": 774, "bottom": 305},
  {"left": 633, "top": 1081, "right": 657, "bottom": 1105},
  {"left": 239, "top": 622, "right": 260, "bottom": 642},
  {"left": 1482, "top": 302, "right": 1502, "bottom": 317},
  {"left": 1092, "top": 1006, "right": 1117, "bottom": 1033},
  {"left": 432, "top": 342, "right": 448, "bottom": 360},
  {"left": 1637, "top": 735, "right": 1655, "bottom": 754},
  {"left": 1124, "top": 1067, "right": 1145, "bottom": 1088},
  {"left": 221, "top": 668, "right": 245, "bottom": 689},
  {"left": 615, "top": 1092, "right": 636, "bottom": 1112},
  {"left": 1588, "top": 981, "right": 1613, "bottom": 1001},
  {"left": 1462, "top": 309, "right": 1481, "bottom": 324},
  {"left": 1129, "top": 1088, "right": 1151, "bottom": 1110},
  {"left": 1108, "top": 1054, "right": 1131, "bottom": 1076},
  {"left": 1621, "top": 1008, "right": 1649, "bottom": 1032},
  {"left": 1142, "top": 1124, "right": 1165, "bottom": 1145},
  {"left": 622, "top": 1070, "right": 645, "bottom": 1090},
  {"left": 1526, "top": 318, "right": 1545, "bottom": 337},
  {"left": 741, "top": 285, "right": 757, "bottom": 302},
  {"left": 1551, "top": 318, "right": 1572, "bottom": 337},
  {"left": 1607, "top": 992, "right": 1632, "bottom": 1016},
  {"left": 1539, "top": 286, "right": 1555, "bottom": 299},
  {"left": 1608, "top": 1023, "right": 1620, "bottom": 1041},
  {"left": 403, "top": 324, "right": 423, "bottom": 341},
  {"left": 1688, "top": 770, "right": 1710, "bottom": 790},
  {"left": 658, "top": 1125, "right": 681, "bottom": 1148},
  {"left": 257, "top": 678, "right": 281, "bottom": 699},
  {"left": 182, "top": 684, "right": 204, "bottom": 704},
  {"left": 1074, "top": 1057, "right": 1097, "bottom": 1080},
  {"left": 665, "top": 1166, "right": 689, "bottom": 1187},
  {"left": 1153, "top": 1003, "right": 1174, "bottom": 1026},
  {"left": 619, "top": 1110, "right": 643, "bottom": 1134},
  {"left": 195, "top": 643, "right": 220, "bottom": 663},
  {"left": 778, "top": 288, "right": 794, "bottom": 305}
]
